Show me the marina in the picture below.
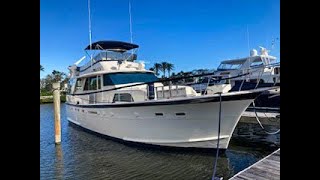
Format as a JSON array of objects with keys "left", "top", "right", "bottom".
[
  {"left": 40, "top": 103, "right": 280, "bottom": 180},
  {"left": 40, "top": 0, "right": 280, "bottom": 179}
]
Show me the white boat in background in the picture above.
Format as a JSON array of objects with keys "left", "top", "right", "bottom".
[
  {"left": 191, "top": 47, "right": 280, "bottom": 115},
  {"left": 65, "top": 40, "right": 271, "bottom": 149}
]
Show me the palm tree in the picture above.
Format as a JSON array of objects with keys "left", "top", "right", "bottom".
[
  {"left": 166, "top": 63, "right": 174, "bottom": 78},
  {"left": 52, "top": 70, "right": 66, "bottom": 82},
  {"left": 152, "top": 63, "right": 161, "bottom": 76},
  {"left": 40, "top": 65, "right": 44, "bottom": 71},
  {"left": 160, "top": 62, "right": 168, "bottom": 78},
  {"left": 43, "top": 74, "right": 54, "bottom": 92}
]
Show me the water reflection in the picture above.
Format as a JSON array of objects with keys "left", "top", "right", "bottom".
[
  {"left": 40, "top": 103, "right": 279, "bottom": 180},
  {"left": 54, "top": 145, "right": 63, "bottom": 180}
]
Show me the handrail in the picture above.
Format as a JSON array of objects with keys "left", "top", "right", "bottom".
[{"left": 70, "top": 72, "right": 250, "bottom": 96}]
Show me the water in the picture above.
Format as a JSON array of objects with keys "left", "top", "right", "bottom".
[{"left": 40, "top": 103, "right": 280, "bottom": 180}]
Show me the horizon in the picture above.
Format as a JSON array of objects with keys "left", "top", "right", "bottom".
[{"left": 40, "top": 0, "right": 280, "bottom": 78}]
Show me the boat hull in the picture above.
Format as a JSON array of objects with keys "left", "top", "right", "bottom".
[
  {"left": 66, "top": 91, "right": 260, "bottom": 149},
  {"left": 230, "top": 81, "right": 280, "bottom": 109}
]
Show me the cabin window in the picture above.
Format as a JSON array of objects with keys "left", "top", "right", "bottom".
[
  {"left": 217, "top": 63, "right": 243, "bottom": 70},
  {"left": 250, "top": 61, "right": 263, "bottom": 67},
  {"left": 89, "top": 77, "right": 97, "bottom": 90},
  {"left": 103, "top": 72, "right": 158, "bottom": 86},
  {"left": 74, "top": 78, "right": 83, "bottom": 92},
  {"left": 67, "top": 78, "right": 76, "bottom": 94},
  {"left": 84, "top": 79, "right": 89, "bottom": 90},
  {"left": 97, "top": 76, "right": 101, "bottom": 89},
  {"left": 113, "top": 93, "right": 134, "bottom": 102},
  {"left": 84, "top": 76, "right": 100, "bottom": 91},
  {"left": 76, "top": 79, "right": 82, "bottom": 87}
]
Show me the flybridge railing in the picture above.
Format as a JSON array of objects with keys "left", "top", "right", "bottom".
[
  {"left": 79, "top": 51, "right": 138, "bottom": 72},
  {"left": 187, "top": 62, "right": 280, "bottom": 94},
  {"left": 237, "top": 62, "right": 280, "bottom": 91},
  {"left": 92, "top": 51, "right": 137, "bottom": 61},
  {"left": 69, "top": 72, "right": 251, "bottom": 96}
]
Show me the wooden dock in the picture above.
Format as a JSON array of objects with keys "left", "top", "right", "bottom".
[
  {"left": 230, "top": 148, "right": 280, "bottom": 180},
  {"left": 241, "top": 111, "right": 280, "bottom": 118}
]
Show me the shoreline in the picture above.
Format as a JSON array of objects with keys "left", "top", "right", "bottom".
[{"left": 40, "top": 95, "right": 66, "bottom": 104}]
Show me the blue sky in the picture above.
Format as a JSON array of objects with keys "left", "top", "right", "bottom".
[{"left": 40, "top": 0, "right": 280, "bottom": 78}]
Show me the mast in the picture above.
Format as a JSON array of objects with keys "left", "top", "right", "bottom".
[
  {"left": 128, "top": 0, "right": 134, "bottom": 56},
  {"left": 88, "top": 0, "right": 93, "bottom": 69},
  {"left": 129, "top": 0, "right": 133, "bottom": 44},
  {"left": 246, "top": 25, "right": 250, "bottom": 55}
]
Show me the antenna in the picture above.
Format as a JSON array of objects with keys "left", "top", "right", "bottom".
[
  {"left": 88, "top": 0, "right": 92, "bottom": 50},
  {"left": 129, "top": 0, "right": 133, "bottom": 44},
  {"left": 88, "top": 0, "right": 93, "bottom": 69},
  {"left": 246, "top": 25, "right": 250, "bottom": 55}
]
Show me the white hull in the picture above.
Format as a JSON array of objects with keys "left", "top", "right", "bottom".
[{"left": 66, "top": 91, "right": 261, "bottom": 149}]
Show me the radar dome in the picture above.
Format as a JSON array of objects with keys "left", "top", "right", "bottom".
[{"left": 250, "top": 49, "right": 258, "bottom": 56}]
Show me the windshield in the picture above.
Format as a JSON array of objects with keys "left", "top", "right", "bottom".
[
  {"left": 217, "top": 63, "right": 242, "bottom": 70},
  {"left": 67, "top": 78, "right": 76, "bottom": 94},
  {"left": 93, "top": 51, "right": 137, "bottom": 62},
  {"left": 103, "top": 72, "right": 158, "bottom": 86}
]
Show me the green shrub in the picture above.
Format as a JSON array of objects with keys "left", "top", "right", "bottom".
[{"left": 40, "top": 95, "right": 66, "bottom": 104}]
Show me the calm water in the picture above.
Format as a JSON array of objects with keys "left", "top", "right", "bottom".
[{"left": 40, "top": 103, "right": 280, "bottom": 180}]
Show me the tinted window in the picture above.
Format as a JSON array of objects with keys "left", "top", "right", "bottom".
[
  {"left": 250, "top": 61, "right": 263, "bottom": 67},
  {"left": 103, "top": 72, "right": 158, "bottom": 86},
  {"left": 74, "top": 78, "right": 83, "bottom": 92},
  {"left": 89, "top": 77, "right": 97, "bottom": 90},
  {"left": 97, "top": 76, "right": 101, "bottom": 89},
  {"left": 84, "top": 78, "right": 89, "bottom": 90},
  {"left": 217, "top": 63, "right": 243, "bottom": 70},
  {"left": 76, "top": 79, "right": 82, "bottom": 87},
  {"left": 67, "top": 78, "right": 76, "bottom": 94},
  {"left": 84, "top": 76, "right": 100, "bottom": 91},
  {"left": 113, "top": 93, "right": 134, "bottom": 102}
]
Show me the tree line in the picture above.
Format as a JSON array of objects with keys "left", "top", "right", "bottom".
[
  {"left": 148, "top": 62, "right": 215, "bottom": 83},
  {"left": 40, "top": 65, "right": 69, "bottom": 95},
  {"left": 148, "top": 62, "right": 175, "bottom": 78}
]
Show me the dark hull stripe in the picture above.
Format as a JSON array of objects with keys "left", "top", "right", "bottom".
[{"left": 66, "top": 91, "right": 261, "bottom": 108}]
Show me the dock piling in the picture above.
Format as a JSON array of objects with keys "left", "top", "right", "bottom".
[{"left": 52, "top": 82, "right": 61, "bottom": 144}]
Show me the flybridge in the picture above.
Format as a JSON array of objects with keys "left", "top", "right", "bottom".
[
  {"left": 217, "top": 47, "right": 277, "bottom": 71},
  {"left": 68, "top": 40, "right": 143, "bottom": 78},
  {"left": 84, "top": 40, "right": 139, "bottom": 64},
  {"left": 84, "top": 40, "right": 139, "bottom": 52}
]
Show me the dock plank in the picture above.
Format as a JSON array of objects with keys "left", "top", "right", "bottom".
[
  {"left": 253, "top": 165, "right": 280, "bottom": 176},
  {"left": 230, "top": 149, "right": 280, "bottom": 180},
  {"left": 237, "top": 172, "right": 269, "bottom": 180},
  {"left": 256, "top": 162, "right": 280, "bottom": 173},
  {"left": 267, "top": 154, "right": 280, "bottom": 162}
]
